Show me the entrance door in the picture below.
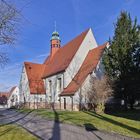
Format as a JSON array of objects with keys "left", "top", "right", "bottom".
[{"left": 64, "top": 98, "right": 66, "bottom": 109}]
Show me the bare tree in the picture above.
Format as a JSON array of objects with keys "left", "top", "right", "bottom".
[
  {"left": 0, "top": 0, "right": 19, "bottom": 45},
  {"left": 0, "top": 0, "right": 20, "bottom": 66},
  {"left": 0, "top": 52, "right": 8, "bottom": 67},
  {"left": 86, "top": 75, "right": 113, "bottom": 113}
]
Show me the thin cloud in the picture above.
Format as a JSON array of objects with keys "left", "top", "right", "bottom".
[
  {"left": 26, "top": 53, "right": 48, "bottom": 63},
  {"left": 36, "top": 53, "right": 48, "bottom": 58}
]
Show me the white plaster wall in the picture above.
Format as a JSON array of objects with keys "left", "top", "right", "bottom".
[
  {"left": 74, "top": 61, "right": 104, "bottom": 95},
  {"left": 59, "top": 75, "right": 92, "bottom": 110},
  {"left": 72, "top": 75, "right": 91, "bottom": 104},
  {"left": 72, "top": 59, "right": 105, "bottom": 109},
  {"left": 64, "top": 29, "right": 98, "bottom": 88},
  {"left": 45, "top": 72, "right": 64, "bottom": 104},
  {"left": 19, "top": 66, "right": 30, "bottom": 103},
  {"left": 94, "top": 58, "right": 104, "bottom": 79}
]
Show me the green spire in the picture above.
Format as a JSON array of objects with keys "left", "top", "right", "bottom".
[{"left": 50, "top": 21, "right": 61, "bottom": 41}]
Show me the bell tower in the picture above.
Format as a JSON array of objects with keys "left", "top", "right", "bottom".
[{"left": 50, "top": 23, "right": 61, "bottom": 58}]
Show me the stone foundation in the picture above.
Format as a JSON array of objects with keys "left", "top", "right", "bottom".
[
  {"left": 23, "top": 102, "right": 80, "bottom": 111},
  {"left": 24, "top": 102, "right": 48, "bottom": 109}
]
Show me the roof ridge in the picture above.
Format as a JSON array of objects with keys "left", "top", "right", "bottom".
[
  {"left": 24, "top": 61, "right": 46, "bottom": 66},
  {"left": 59, "top": 28, "right": 90, "bottom": 51},
  {"left": 42, "top": 29, "right": 90, "bottom": 78},
  {"left": 60, "top": 42, "right": 107, "bottom": 96},
  {"left": 89, "top": 42, "right": 108, "bottom": 52}
]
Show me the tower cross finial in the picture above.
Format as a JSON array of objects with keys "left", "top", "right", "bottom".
[{"left": 54, "top": 21, "right": 56, "bottom": 31}]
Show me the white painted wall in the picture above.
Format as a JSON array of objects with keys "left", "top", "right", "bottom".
[
  {"left": 61, "top": 58, "right": 105, "bottom": 110},
  {"left": 19, "top": 66, "right": 30, "bottom": 104},
  {"left": 45, "top": 72, "right": 64, "bottom": 104},
  {"left": 94, "top": 58, "right": 104, "bottom": 79},
  {"left": 64, "top": 29, "right": 98, "bottom": 88}
]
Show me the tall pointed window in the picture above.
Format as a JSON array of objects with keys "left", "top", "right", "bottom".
[
  {"left": 57, "top": 78, "right": 61, "bottom": 92},
  {"left": 48, "top": 80, "right": 52, "bottom": 93},
  {"left": 48, "top": 80, "right": 52, "bottom": 102}
]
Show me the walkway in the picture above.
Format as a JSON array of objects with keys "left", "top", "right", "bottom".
[{"left": 0, "top": 109, "right": 138, "bottom": 140}]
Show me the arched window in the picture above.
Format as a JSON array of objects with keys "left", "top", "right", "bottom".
[
  {"left": 57, "top": 78, "right": 61, "bottom": 91},
  {"left": 48, "top": 80, "right": 52, "bottom": 93}
]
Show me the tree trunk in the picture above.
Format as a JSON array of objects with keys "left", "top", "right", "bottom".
[
  {"left": 129, "top": 96, "right": 135, "bottom": 110},
  {"left": 124, "top": 97, "right": 128, "bottom": 110}
]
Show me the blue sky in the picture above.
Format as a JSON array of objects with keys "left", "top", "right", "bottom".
[{"left": 0, "top": 0, "right": 140, "bottom": 91}]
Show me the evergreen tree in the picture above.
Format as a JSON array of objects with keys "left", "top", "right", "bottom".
[{"left": 103, "top": 11, "right": 140, "bottom": 109}]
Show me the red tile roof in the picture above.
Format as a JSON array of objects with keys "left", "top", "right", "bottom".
[
  {"left": 24, "top": 62, "right": 46, "bottom": 94},
  {"left": 0, "top": 92, "right": 10, "bottom": 98},
  {"left": 60, "top": 43, "right": 107, "bottom": 96},
  {"left": 42, "top": 29, "right": 89, "bottom": 78},
  {"left": 43, "top": 55, "right": 50, "bottom": 64}
]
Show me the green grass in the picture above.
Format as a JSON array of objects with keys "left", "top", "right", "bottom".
[
  {"left": 17, "top": 109, "right": 140, "bottom": 138},
  {"left": 0, "top": 124, "right": 37, "bottom": 140}
]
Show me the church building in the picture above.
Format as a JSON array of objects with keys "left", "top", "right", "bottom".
[{"left": 19, "top": 28, "right": 108, "bottom": 111}]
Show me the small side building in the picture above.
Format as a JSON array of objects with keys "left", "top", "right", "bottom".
[
  {"left": 7, "top": 86, "right": 19, "bottom": 108},
  {"left": 0, "top": 92, "right": 9, "bottom": 108},
  {"left": 0, "top": 86, "right": 19, "bottom": 108}
]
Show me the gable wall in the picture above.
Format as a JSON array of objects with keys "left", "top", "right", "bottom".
[
  {"left": 19, "top": 65, "right": 30, "bottom": 103},
  {"left": 61, "top": 58, "right": 105, "bottom": 111},
  {"left": 8, "top": 87, "right": 19, "bottom": 108},
  {"left": 64, "top": 29, "right": 98, "bottom": 88}
]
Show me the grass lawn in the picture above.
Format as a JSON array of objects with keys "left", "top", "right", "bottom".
[
  {"left": 0, "top": 124, "right": 37, "bottom": 140},
  {"left": 17, "top": 109, "right": 140, "bottom": 138}
]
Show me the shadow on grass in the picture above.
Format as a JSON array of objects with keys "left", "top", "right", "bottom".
[
  {"left": 47, "top": 109, "right": 103, "bottom": 140},
  {"left": 0, "top": 126, "right": 15, "bottom": 137},
  {"left": 0, "top": 109, "right": 35, "bottom": 137},
  {"left": 0, "top": 109, "right": 34, "bottom": 127},
  {"left": 84, "top": 111, "right": 140, "bottom": 135},
  {"left": 84, "top": 123, "right": 103, "bottom": 140},
  {"left": 84, "top": 123, "right": 97, "bottom": 131},
  {"left": 0, "top": 108, "right": 31, "bottom": 120},
  {"left": 106, "top": 109, "right": 140, "bottom": 121}
]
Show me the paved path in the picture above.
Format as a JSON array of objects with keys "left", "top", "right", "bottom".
[{"left": 0, "top": 109, "right": 138, "bottom": 140}]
